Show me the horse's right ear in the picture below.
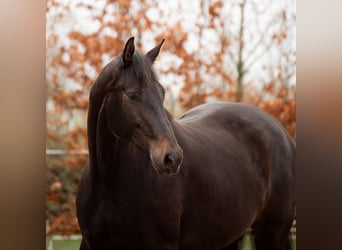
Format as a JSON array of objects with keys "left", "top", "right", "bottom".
[
  {"left": 146, "top": 39, "right": 165, "bottom": 63},
  {"left": 122, "top": 37, "right": 135, "bottom": 66}
]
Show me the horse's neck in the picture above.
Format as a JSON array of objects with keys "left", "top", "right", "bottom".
[
  {"left": 94, "top": 113, "right": 148, "bottom": 198},
  {"left": 87, "top": 64, "right": 116, "bottom": 171},
  {"left": 95, "top": 105, "right": 121, "bottom": 174},
  {"left": 86, "top": 98, "right": 117, "bottom": 183},
  {"left": 87, "top": 98, "right": 100, "bottom": 170}
]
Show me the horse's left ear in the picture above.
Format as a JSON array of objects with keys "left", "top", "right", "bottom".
[
  {"left": 122, "top": 37, "right": 135, "bottom": 66},
  {"left": 146, "top": 39, "right": 165, "bottom": 63}
]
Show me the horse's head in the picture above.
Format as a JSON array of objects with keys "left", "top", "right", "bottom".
[{"left": 103, "top": 37, "right": 183, "bottom": 175}]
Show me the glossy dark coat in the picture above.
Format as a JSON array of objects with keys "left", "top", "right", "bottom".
[{"left": 76, "top": 37, "right": 295, "bottom": 250}]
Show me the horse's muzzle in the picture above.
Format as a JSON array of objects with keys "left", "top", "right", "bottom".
[{"left": 150, "top": 140, "right": 183, "bottom": 175}]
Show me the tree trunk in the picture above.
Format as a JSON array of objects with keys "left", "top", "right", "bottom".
[{"left": 236, "top": 0, "right": 246, "bottom": 102}]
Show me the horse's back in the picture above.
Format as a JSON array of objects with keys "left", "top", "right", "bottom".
[{"left": 179, "top": 102, "right": 294, "bottom": 158}]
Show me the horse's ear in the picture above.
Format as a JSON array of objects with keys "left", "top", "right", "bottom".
[
  {"left": 122, "top": 37, "right": 135, "bottom": 66},
  {"left": 146, "top": 39, "right": 165, "bottom": 63}
]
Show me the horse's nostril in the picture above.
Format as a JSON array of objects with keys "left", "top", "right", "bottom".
[
  {"left": 163, "top": 153, "right": 175, "bottom": 167},
  {"left": 163, "top": 150, "right": 183, "bottom": 170}
]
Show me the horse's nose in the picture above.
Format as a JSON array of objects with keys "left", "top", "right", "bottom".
[
  {"left": 162, "top": 148, "right": 183, "bottom": 174},
  {"left": 149, "top": 139, "right": 183, "bottom": 175}
]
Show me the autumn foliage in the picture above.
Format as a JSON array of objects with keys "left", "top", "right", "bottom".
[{"left": 46, "top": 0, "right": 296, "bottom": 235}]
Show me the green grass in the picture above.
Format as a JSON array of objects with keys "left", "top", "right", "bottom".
[
  {"left": 46, "top": 234, "right": 295, "bottom": 250},
  {"left": 240, "top": 234, "right": 254, "bottom": 250},
  {"left": 46, "top": 236, "right": 81, "bottom": 250},
  {"left": 239, "top": 234, "right": 296, "bottom": 250},
  {"left": 52, "top": 239, "right": 81, "bottom": 250}
]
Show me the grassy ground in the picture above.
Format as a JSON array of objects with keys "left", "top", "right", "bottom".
[
  {"left": 46, "top": 236, "right": 81, "bottom": 250},
  {"left": 46, "top": 234, "right": 295, "bottom": 250},
  {"left": 240, "top": 234, "right": 296, "bottom": 250},
  {"left": 51, "top": 239, "right": 81, "bottom": 250}
]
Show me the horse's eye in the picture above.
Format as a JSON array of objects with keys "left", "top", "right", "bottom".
[{"left": 126, "top": 92, "right": 140, "bottom": 101}]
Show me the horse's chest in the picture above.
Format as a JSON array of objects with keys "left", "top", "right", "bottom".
[{"left": 85, "top": 195, "right": 181, "bottom": 249}]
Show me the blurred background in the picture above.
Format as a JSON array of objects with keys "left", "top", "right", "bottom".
[{"left": 46, "top": 0, "right": 296, "bottom": 248}]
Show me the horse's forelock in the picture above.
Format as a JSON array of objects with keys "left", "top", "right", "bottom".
[
  {"left": 102, "top": 51, "right": 157, "bottom": 90},
  {"left": 131, "top": 51, "right": 156, "bottom": 86}
]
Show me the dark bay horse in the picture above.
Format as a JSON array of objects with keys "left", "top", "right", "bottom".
[{"left": 76, "top": 37, "right": 295, "bottom": 250}]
